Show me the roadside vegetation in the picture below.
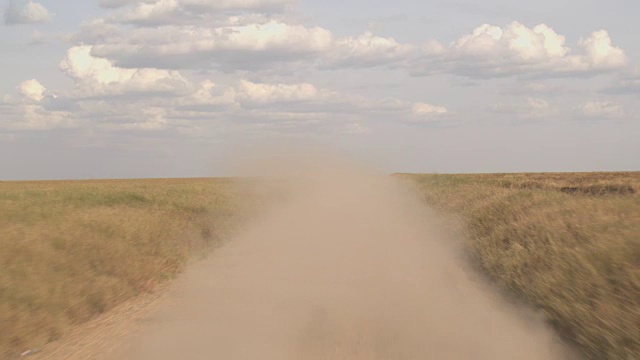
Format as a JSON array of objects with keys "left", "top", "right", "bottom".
[
  {"left": 2, "top": 172, "right": 638, "bottom": 359},
  {"left": 397, "top": 172, "right": 640, "bottom": 359},
  {"left": 0, "top": 178, "right": 273, "bottom": 359}
]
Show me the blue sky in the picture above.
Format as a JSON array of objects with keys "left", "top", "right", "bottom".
[{"left": 1, "top": 0, "right": 638, "bottom": 179}]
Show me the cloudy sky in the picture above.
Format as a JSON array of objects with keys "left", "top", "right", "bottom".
[{"left": 1, "top": 0, "right": 638, "bottom": 179}]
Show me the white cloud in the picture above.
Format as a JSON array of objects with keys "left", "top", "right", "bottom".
[
  {"left": 426, "top": 22, "right": 569, "bottom": 61},
  {"left": 323, "top": 32, "right": 415, "bottom": 69},
  {"left": 174, "top": 79, "right": 331, "bottom": 114},
  {"left": 28, "top": 29, "right": 47, "bottom": 44},
  {"left": 99, "top": 0, "right": 157, "bottom": 9},
  {"left": 407, "top": 102, "right": 450, "bottom": 123},
  {"left": 90, "top": 21, "right": 333, "bottom": 70},
  {"left": 17, "top": 79, "right": 46, "bottom": 101},
  {"left": 0, "top": 97, "right": 76, "bottom": 131},
  {"left": 412, "top": 22, "right": 628, "bottom": 78},
  {"left": 81, "top": 6, "right": 627, "bottom": 79},
  {"left": 98, "top": 0, "right": 142, "bottom": 9},
  {"left": 502, "top": 82, "right": 567, "bottom": 96},
  {"left": 88, "top": 17, "right": 420, "bottom": 72},
  {"left": 578, "top": 101, "right": 625, "bottom": 118},
  {"left": 579, "top": 30, "right": 627, "bottom": 69},
  {"left": 181, "top": 0, "right": 294, "bottom": 11},
  {"left": 489, "top": 97, "right": 556, "bottom": 119},
  {"left": 1, "top": 46, "right": 199, "bottom": 132},
  {"left": 4, "top": 0, "right": 52, "bottom": 25},
  {"left": 105, "top": 0, "right": 294, "bottom": 25},
  {"left": 174, "top": 79, "right": 448, "bottom": 131},
  {"left": 602, "top": 67, "right": 640, "bottom": 95},
  {"left": 118, "top": 107, "right": 169, "bottom": 130},
  {"left": 17, "top": 105, "right": 75, "bottom": 130},
  {"left": 59, "top": 46, "right": 192, "bottom": 98},
  {"left": 71, "top": 19, "right": 124, "bottom": 44},
  {"left": 227, "top": 81, "right": 448, "bottom": 122},
  {"left": 176, "top": 80, "right": 237, "bottom": 109},
  {"left": 412, "top": 102, "right": 448, "bottom": 115},
  {"left": 3, "top": 71, "right": 447, "bottom": 134},
  {"left": 108, "top": 0, "right": 182, "bottom": 25},
  {"left": 343, "top": 122, "right": 370, "bottom": 134},
  {"left": 219, "top": 21, "right": 331, "bottom": 52},
  {"left": 1, "top": 81, "right": 78, "bottom": 130},
  {"left": 237, "top": 80, "right": 319, "bottom": 104},
  {"left": 525, "top": 97, "right": 553, "bottom": 115},
  {"left": 80, "top": 1, "right": 420, "bottom": 73},
  {"left": 101, "top": 0, "right": 293, "bottom": 11}
]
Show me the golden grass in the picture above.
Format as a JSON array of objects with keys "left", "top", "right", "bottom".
[
  {"left": 3, "top": 172, "right": 638, "bottom": 359},
  {"left": 396, "top": 172, "right": 640, "bottom": 359},
  {"left": 0, "top": 178, "right": 271, "bottom": 359}
]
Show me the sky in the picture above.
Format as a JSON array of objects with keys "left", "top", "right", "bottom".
[{"left": 0, "top": 0, "right": 638, "bottom": 180}]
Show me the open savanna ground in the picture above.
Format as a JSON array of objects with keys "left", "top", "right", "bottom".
[
  {"left": 0, "top": 177, "right": 276, "bottom": 359},
  {"left": 1, "top": 172, "right": 638, "bottom": 359},
  {"left": 397, "top": 172, "right": 640, "bottom": 359}
]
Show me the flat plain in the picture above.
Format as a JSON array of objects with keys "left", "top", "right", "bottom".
[
  {"left": 1, "top": 172, "right": 638, "bottom": 359},
  {"left": 0, "top": 177, "right": 271, "bottom": 359},
  {"left": 398, "top": 172, "right": 640, "bottom": 359}
]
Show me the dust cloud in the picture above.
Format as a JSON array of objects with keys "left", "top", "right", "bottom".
[{"left": 115, "top": 151, "right": 574, "bottom": 359}]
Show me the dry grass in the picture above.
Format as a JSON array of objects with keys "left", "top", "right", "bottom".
[
  {"left": 0, "top": 177, "right": 272, "bottom": 359},
  {"left": 3, "top": 172, "right": 639, "bottom": 359},
  {"left": 397, "top": 172, "right": 640, "bottom": 360}
]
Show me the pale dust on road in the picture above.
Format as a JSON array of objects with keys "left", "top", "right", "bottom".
[{"left": 104, "top": 156, "right": 575, "bottom": 360}]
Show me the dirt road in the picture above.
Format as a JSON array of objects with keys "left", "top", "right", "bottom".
[{"left": 95, "top": 159, "right": 572, "bottom": 359}]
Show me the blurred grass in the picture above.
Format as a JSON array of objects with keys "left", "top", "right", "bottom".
[
  {"left": 3, "top": 173, "right": 639, "bottom": 359},
  {"left": 396, "top": 172, "right": 640, "bottom": 360},
  {"left": 0, "top": 178, "right": 273, "bottom": 359}
]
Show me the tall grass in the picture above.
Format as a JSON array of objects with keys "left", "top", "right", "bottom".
[
  {"left": 3, "top": 173, "right": 638, "bottom": 359},
  {"left": 398, "top": 172, "right": 640, "bottom": 359},
  {"left": 0, "top": 178, "right": 266, "bottom": 359}
]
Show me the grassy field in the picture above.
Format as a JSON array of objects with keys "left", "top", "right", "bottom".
[
  {"left": 0, "top": 177, "right": 275, "bottom": 359},
  {"left": 397, "top": 172, "right": 640, "bottom": 359},
  {"left": 2, "top": 173, "right": 639, "bottom": 359}
]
